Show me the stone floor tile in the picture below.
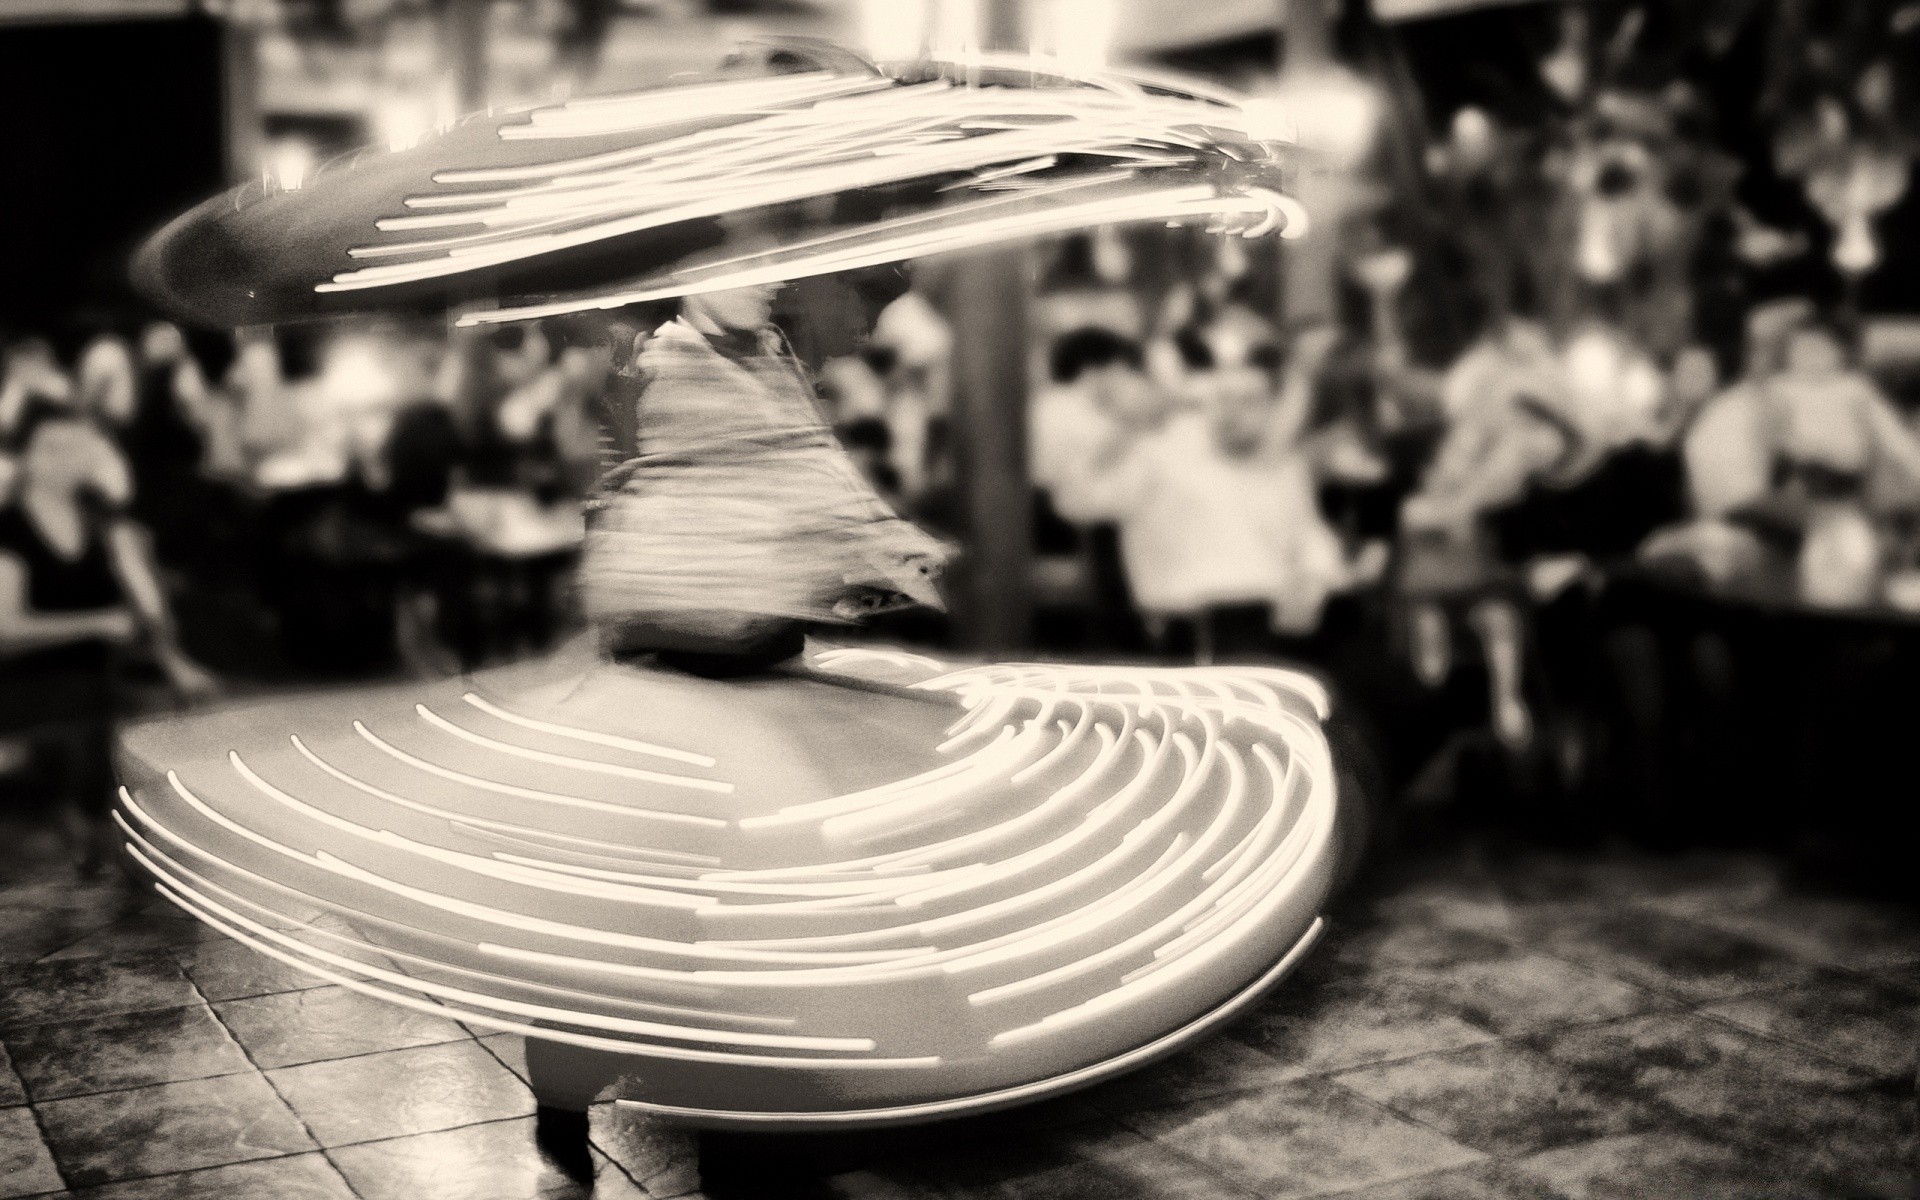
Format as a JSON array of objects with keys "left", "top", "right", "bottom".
[
  {"left": 1526, "top": 1012, "right": 1914, "bottom": 1187},
  {"left": 266, "top": 1039, "right": 532, "bottom": 1147},
  {"left": 41, "top": 908, "right": 222, "bottom": 962},
  {"left": 1310, "top": 1160, "right": 1550, "bottom": 1200},
  {"left": 1333, "top": 1040, "right": 1663, "bottom": 1158},
  {"left": 810, "top": 1168, "right": 936, "bottom": 1198},
  {"left": 1510, "top": 907, "right": 1832, "bottom": 1003},
  {"left": 1317, "top": 920, "right": 1517, "bottom": 973},
  {"left": 0, "top": 1105, "right": 64, "bottom": 1199},
  {"left": 171, "top": 940, "right": 327, "bottom": 1004},
  {"left": 0, "top": 902, "right": 116, "bottom": 966},
  {"left": 4, "top": 1003, "right": 252, "bottom": 1101},
  {"left": 1121, "top": 1076, "right": 1483, "bottom": 1199},
  {"left": 1228, "top": 971, "right": 1497, "bottom": 1076},
  {"left": 893, "top": 1122, "right": 1256, "bottom": 1199},
  {"left": 1402, "top": 950, "right": 1673, "bottom": 1036},
  {"left": 475, "top": 1034, "right": 529, "bottom": 1085},
  {"left": 0, "top": 956, "right": 200, "bottom": 1033},
  {"left": 34, "top": 1072, "right": 314, "bottom": 1188},
  {"left": 1643, "top": 888, "right": 1920, "bottom": 972},
  {"left": 67, "top": 1153, "right": 355, "bottom": 1199},
  {"left": 0, "top": 871, "right": 135, "bottom": 951},
  {"left": 1510, "top": 1131, "right": 1856, "bottom": 1200},
  {"left": 6, "top": 814, "right": 1911, "bottom": 1199},
  {"left": 213, "top": 986, "right": 469, "bottom": 1069},
  {"left": 1484, "top": 846, "right": 1783, "bottom": 911},
  {"left": 328, "top": 1115, "right": 645, "bottom": 1200},
  {"left": 589, "top": 1106, "right": 703, "bottom": 1199},
  {"left": 1357, "top": 886, "right": 1529, "bottom": 946},
  {"left": 1065, "top": 1123, "right": 1267, "bottom": 1199},
  {"left": 1349, "top": 842, "right": 1524, "bottom": 928},
  {"left": 1877, "top": 959, "right": 1920, "bottom": 996},
  {"left": 1076, "top": 1035, "right": 1310, "bottom": 1117},
  {"left": 1703, "top": 977, "right": 1920, "bottom": 1080},
  {"left": 0, "top": 1041, "right": 26, "bottom": 1107},
  {"left": 1299, "top": 931, "right": 1667, "bottom": 1043}
]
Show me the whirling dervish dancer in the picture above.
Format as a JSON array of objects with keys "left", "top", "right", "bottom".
[
  {"left": 587, "top": 278, "right": 948, "bottom": 673},
  {"left": 116, "top": 42, "right": 1345, "bottom": 1183}
]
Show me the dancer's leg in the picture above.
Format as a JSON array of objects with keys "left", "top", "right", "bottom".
[{"left": 525, "top": 1038, "right": 627, "bottom": 1181}]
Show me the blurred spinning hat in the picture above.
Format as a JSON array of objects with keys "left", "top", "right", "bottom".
[{"left": 134, "top": 41, "right": 1299, "bottom": 328}]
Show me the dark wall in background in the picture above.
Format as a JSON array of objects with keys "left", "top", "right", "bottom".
[{"left": 0, "top": 15, "right": 225, "bottom": 341}]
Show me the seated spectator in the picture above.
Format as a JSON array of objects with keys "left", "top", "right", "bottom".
[
  {"left": 1556, "top": 320, "right": 1666, "bottom": 455},
  {"left": 1766, "top": 320, "right": 1920, "bottom": 515},
  {"left": 869, "top": 288, "right": 952, "bottom": 499},
  {"left": 75, "top": 331, "right": 138, "bottom": 433},
  {"left": 1027, "top": 327, "right": 1149, "bottom": 651},
  {"left": 817, "top": 352, "right": 890, "bottom": 425},
  {"left": 1665, "top": 312, "right": 1920, "bottom": 596},
  {"left": 1284, "top": 335, "right": 1398, "bottom": 546},
  {"left": 1488, "top": 328, "right": 1691, "bottom": 566},
  {"left": 0, "top": 400, "right": 214, "bottom": 871},
  {"left": 1031, "top": 328, "right": 1143, "bottom": 505},
  {"left": 1034, "top": 232, "right": 1147, "bottom": 344},
  {"left": 1067, "top": 361, "right": 1367, "bottom": 660},
  {"left": 837, "top": 416, "right": 904, "bottom": 504},
  {"left": 1681, "top": 299, "right": 1809, "bottom": 521},
  {"left": 226, "top": 330, "right": 301, "bottom": 468},
  {"left": 1398, "top": 318, "right": 1583, "bottom": 751},
  {"left": 0, "top": 337, "right": 73, "bottom": 437}
]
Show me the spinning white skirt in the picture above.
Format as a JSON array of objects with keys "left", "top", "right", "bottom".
[{"left": 114, "top": 643, "right": 1335, "bottom": 1128}]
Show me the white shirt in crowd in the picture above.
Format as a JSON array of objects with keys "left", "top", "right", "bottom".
[
  {"left": 1028, "top": 383, "right": 1119, "bottom": 499},
  {"left": 1683, "top": 367, "right": 1920, "bottom": 516},
  {"left": 1060, "top": 409, "right": 1346, "bottom": 629}
]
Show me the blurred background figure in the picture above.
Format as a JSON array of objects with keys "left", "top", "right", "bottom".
[
  {"left": 1028, "top": 326, "right": 1149, "bottom": 653},
  {"left": 0, "top": 399, "right": 213, "bottom": 870}
]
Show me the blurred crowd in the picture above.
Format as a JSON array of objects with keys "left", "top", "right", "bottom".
[
  {"left": 0, "top": 313, "right": 627, "bottom": 863},
  {"left": 967, "top": 223, "right": 1920, "bottom": 848},
  {"left": 0, "top": 315, "right": 623, "bottom": 668},
  {"left": 8, "top": 215, "right": 1920, "bottom": 866}
]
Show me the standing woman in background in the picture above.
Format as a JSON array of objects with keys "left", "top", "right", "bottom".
[
  {"left": 0, "top": 400, "right": 215, "bottom": 872},
  {"left": 127, "top": 322, "right": 213, "bottom": 569}
]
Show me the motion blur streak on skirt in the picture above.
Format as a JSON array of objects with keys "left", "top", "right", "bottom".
[{"left": 115, "top": 643, "right": 1335, "bottom": 1121}]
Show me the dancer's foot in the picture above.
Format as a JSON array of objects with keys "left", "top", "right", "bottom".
[{"left": 533, "top": 1105, "right": 594, "bottom": 1184}]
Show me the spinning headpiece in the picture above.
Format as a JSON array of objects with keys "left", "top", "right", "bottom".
[{"left": 134, "top": 43, "right": 1301, "bottom": 328}]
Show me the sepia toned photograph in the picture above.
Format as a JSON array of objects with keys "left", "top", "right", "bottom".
[{"left": 0, "top": 0, "right": 1915, "bottom": 1196}]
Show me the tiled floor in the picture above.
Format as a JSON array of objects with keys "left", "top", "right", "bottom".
[{"left": 2, "top": 814, "right": 1916, "bottom": 1199}]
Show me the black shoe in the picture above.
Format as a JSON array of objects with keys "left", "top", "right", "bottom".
[{"left": 534, "top": 1105, "right": 594, "bottom": 1184}]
